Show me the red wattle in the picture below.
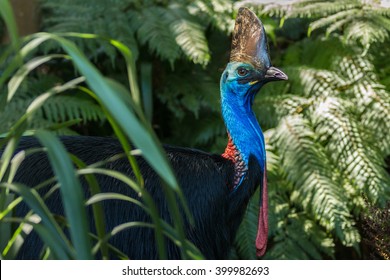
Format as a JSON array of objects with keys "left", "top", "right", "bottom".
[
  {"left": 221, "top": 136, "right": 236, "bottom": 162},
  {"left": 223, "top": 135, "right": 269, "bottom": 257},
  {"left": 256, "top": 168, "right": 268, "bottom": 257}
]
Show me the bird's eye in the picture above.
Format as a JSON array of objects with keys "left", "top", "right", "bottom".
[{"left": 237, "top": 67, "right": 249, "bottom": 77}]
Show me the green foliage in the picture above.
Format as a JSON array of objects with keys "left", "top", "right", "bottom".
[
  {"left": 38, "top": 0, "right": 234, "bottom": 150},
  {"left": 0, "top": 0, "right": 201, "bottom": 260},
  {"left": 291, "top": 0, "right": 390, "bottom": 52},
  {"left": 2, "top": 0, "right": 389, "bottom": 260},
  {"left": 236, "top": 53, "right": 390, "bottom": 259},
  {"left": 242, "top": 0, "right": 390, "bottom": 53},
  {"left": 233, "top": 0, "right": 390, "bottom": 259},
  {"left": 0, "top": 75, "right": 105, "bottom": 135},
  {"left": 40, "top": 0, "right": 234, "bottom": 66}
]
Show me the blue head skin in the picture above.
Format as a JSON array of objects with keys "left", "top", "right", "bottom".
[{"left": 220, "top": 60, "right": 287, "bottom": 184}]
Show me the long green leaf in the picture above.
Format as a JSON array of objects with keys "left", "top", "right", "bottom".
[
  {"left": 69, "top": 154, "right": 108, "bottom": 259},
  {"left": 2, "top": 212, "right": 34, "bottom": 259},
  {"left": 0, "top": 0, "right": 19, "bottom": 48},
  {"left": 0, "top": 35, "right": 53, "bottom": 101},
  {"left": 35, "top": 131, "right": 92, "bottom": 259},
  {"left": 0, "top": 137, "right": 19, "bottom": 183},
  {"left": 86, "top": 192, "right": 144, "bottom": 210},
  {"left": 0, "top": 183, "right": 72, "bottom": 259},
  {"left": 2, "top": 216, "right": 68, "bottom": 259},
  {"left": 7, "top": 54, "right": 68, "bottom": 102}
]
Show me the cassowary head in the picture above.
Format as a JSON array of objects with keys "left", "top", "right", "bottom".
[{"left": 221, "top": 7, "right": 287, "bottom": 98}]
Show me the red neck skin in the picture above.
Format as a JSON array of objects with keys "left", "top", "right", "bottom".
[
  {"left": 221, "top": 135, "right": 247, "bottom": 189},
  {"left": 221, "top": 134, "right": 269, "bottom": 257},
  {"left": 222, "top": 136, "right": 236, "bottom": 162}
]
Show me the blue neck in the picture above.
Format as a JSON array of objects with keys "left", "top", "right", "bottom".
[{"left": 221, "top": 84, "right": 266, "bottom": 171}]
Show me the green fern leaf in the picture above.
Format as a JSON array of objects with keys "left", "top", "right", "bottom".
[
  {"left": 272, "top": 115, "right": 360, "bottom": 246},
  {"left": 313, "top": 97, "right": 390, "bottom": 206},
  {"left": 171, "top": 18, "right": 210, "bottom": 66},
  {"left": 135, "top": 7, "right": 181, "bottom": 64},
  {"left": 42, "top": 95, "right": 105, "bottom": 124}
]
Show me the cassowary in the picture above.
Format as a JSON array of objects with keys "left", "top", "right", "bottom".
[{"left": 10, "top": 7, "right": 287, "bottom": 259}]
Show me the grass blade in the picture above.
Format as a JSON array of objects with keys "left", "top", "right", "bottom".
[
  {"left": 7, "top": 54, "right": 68, "bottom": 102},
  {"left": 0, "top": 0, "right": 19, "bottom": 48},
  {"left": 141, "top": 63, "right": 153, "bottom": 123},
  {"left": 0, "top": 182, "right": 72, "bottom": 259},
  {"left": 69, "top": 155, "right": 108, "bottom": 259},
  {"left": 35, "top": 131, "right": 92, "bottom": 259}
]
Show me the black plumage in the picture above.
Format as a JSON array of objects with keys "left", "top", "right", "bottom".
[{"left": 14, "top": 136, "right": 261, "bottom": 259}]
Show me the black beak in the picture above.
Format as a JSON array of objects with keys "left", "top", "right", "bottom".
[{"left": 265, "top": 66, "right": 288, "bottom": 82}]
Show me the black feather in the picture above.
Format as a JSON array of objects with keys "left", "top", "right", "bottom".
[{"left": 12, "top": 136, "right": 261, "bottom": 259}]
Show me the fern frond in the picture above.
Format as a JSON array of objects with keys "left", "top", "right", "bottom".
[
  {"left": 289, "top": 1, "right": 362, "bottom": 18},
  {"left": 0, "top": 93, "right": 105, "bottom": 135},
  {"left": 167, "top": 112, "right": 225, "bottom": 148},
  {"left": 272, "top": 213, "right": 334, "bottom": 259},
  {"left": 344, "top": 21, "right": 389, "bottom": 50},
  {"left": 361, "top": 88, "right": 390, "bottom": 155},
  {"left": 0, "top": 98, "right": 30, "bottom": 134},
  {"left": 190, "top": 115, "right": 225, "bottom": 146},
  {"left": 308, "top": 9, "right": 358, "bottom": 36},
  {"left": 170, "top": 18, "right": 210, "bottom": 66},
  {"left": 266, "top": 189, "right": 335, "bottom": 259},
  {"left": 135, "top": 6, "right": 181, "bottom": 64},
  {"left": 324, "top": 16, "right": 354, "bottom": 37},
  {"left": 41, "top": 0, "right": 139, "bottom": 61},
  {"left": 42, "top": 95, "right": 105, "bottom": 124},
  {"left": 189, "top": 0, "right": 234, "bottom": 32},
  {"left": 261, "top": 140, "right": 335, "bottom": 259},
  {"left": 41, "top": 0, "right": 217, "bottom": 65},
  {"left": 336, "top": 56, "right": 390, "bottom": 155},
  {"left": 299, "top": 68, "right": 346, "bottom": 98},
  {"left": 234, "top": 0, "right": 290, "bottom": 18},
  {"left": 242, "top": 0, "right": 390, "bottom": 51},
  {"left": 255, "top": 93, "right": 311, "bottom": 128},
  {"left": 272, "top": 115, "right": 360, "bottom": 246},
  {"left": 312, "top": 97, "right": 390, "bottom": 206}
]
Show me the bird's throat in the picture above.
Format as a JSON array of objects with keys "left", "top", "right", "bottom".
[
  {"left": 222, "top": 135, "right": 248, "bottom": 189},
  {"left": 220, "top": 88, "right": 266, "bottom": 189}
]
